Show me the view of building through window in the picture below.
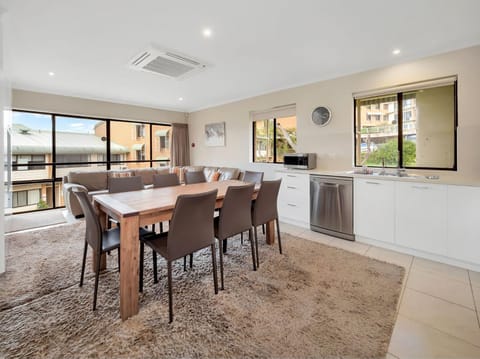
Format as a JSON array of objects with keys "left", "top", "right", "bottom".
[
  {"left": 9, "top": 111, "right": 171, "bottom": 213},
  {"left": 253, "top": 116, "right": 297, "bottom": 163},
  {"left": 355, "top": 83, "right": 456, "bottom": 169}
]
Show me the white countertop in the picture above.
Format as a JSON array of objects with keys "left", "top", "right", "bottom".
[{"left": 276, "top": 168, "right": 480, "bottom": 187}]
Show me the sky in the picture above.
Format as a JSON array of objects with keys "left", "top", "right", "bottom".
[{"left": 12, "top": 112, "right": 102, "bottom": 133}]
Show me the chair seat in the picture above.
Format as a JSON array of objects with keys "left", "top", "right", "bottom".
[
  {"left": 144, "top": 232, "right": 169, "bottom": 258},
  {"left": 214, "top": 216, "right": 251, "bottom": 240},
  {"left": 102, "top": 227, "right": 155, "bottom": 252}
]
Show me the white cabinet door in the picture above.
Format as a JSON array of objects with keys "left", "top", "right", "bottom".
[
  {"left": 447, "top": 185, "right": 480, "bottom": 264},
  {"left": 277, "top": 172, "right": 309, "bottom": 225},
  {"left": 395, "top": 182, "right": 447, "bottom": 255},
  {"left": 354, "top": 178, "right": 395, "bottom": 243}
]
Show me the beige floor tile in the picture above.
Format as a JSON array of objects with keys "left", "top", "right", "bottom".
[
  {"left": 365, "top": 246, "right": 413, "bottom": 269},
  {"left": 385, "top": 353, "right": 399, "bottom": 359},
  {"left": 328, "top": 237, "right": 370, "bottom": 255},
  {"left": 407, "top": 268, "right": 475, "bottom": 309},
  {"left": 412, "top": 257, "right": 470, "bottom": 284},
  {"left": 469, "top": 270, "right": 480, "bottom": 288},
  {"left": 389, "top": 314, "right": 480, "bottom": 359},
  {"left": 472, "top": 285, "right": 480, "bottom": 316},
  {"left": 278, "top": 222, "right": 306, "bottom": 237},
  {"left": 399, "top": 288, "right": 480, "bottom": 346},
  {"left": 297, "top": 229, "right": 334, "bottom": 246}
]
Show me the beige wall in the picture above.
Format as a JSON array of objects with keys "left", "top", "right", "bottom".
[
  {"left": 188, "top": 45, "right": 480, "bottom": 180},
  {"left": 12, "top": 89, "right": 187, "bottom": 124}
]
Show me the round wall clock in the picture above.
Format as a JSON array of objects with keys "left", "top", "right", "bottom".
[{"left": 312, "top": 106, "right": 332, "bottom": 126}]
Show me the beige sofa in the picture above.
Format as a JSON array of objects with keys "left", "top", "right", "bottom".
[{"left": 63, "top": 165, "right": 242, "bottom": 217}]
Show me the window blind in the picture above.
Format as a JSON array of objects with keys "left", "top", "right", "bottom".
[{"left": 250, "top": 104, "right": 296, "bottom": 121}]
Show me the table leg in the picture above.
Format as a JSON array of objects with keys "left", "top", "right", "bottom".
[
  {"left": 265, "top": 220, "right": 275, "bottom": 245},
  {"left": 119, "top": 215, "right": 140, "bottom": 321}
]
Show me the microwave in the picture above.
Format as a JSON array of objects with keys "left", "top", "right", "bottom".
[{"left": 283, "top": 153, "right": 317, "bottom": 170}]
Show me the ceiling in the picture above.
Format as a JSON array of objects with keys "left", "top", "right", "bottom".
[{"left": 2, "top": 0, "right": 480, "bottom": 112}]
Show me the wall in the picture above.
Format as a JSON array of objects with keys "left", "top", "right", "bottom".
[
  {"left": 188, "top": 45, "right": 480, "bottom": 180},
  {"left": 12, "top": 89, "right": 187, "bottom": 125}
]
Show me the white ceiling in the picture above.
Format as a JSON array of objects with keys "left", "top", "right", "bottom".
[{"left": 2, "top": 0, "right": 480, "bottom": 112}]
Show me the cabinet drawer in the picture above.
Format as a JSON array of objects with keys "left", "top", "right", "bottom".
[{"left": 278, "top": 199, "right": 309, "bottom": 222}]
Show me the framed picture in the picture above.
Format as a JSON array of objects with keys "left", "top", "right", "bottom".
[{"left": 205, "top": 122, "right": 226, "bottom": 147}]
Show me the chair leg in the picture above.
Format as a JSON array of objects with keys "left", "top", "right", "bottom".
[
  {"left": 93, "top": 250, "right": 102, "bottom": 311},
  {"left": 211, "top": 244, "right": 219, "bottom": 294},
  {"left": 189, "top": 253, "right": 193, "bottom": 269},
  {"left": 80, "top": 241, "right": 88, "bottom": 287},
  {"left": 139, "top": 242, "right": 144, "bottom": 293},
  {"left": 276, "top": 218, "right": 283, "bottom": 254},
  {"left": 262, "top": 224, "right": 265, "bottom": 234},
  {"left": 240, "top": 231, "right": 243, "bottom": 244},
  {"left": 153, "top": 250, "right": 158, "bottom": 284},
  {"left": 222, "top": 239, "right": 227, "bottom": 254},
  {"left": 218, "top": 239, "right": 225, "bottom": 290},
  {"left": 254, "top": 226, "right": 260, "bottom": 268},
  {"left": 249, "top": 228, "right": 256, "bottom": 271},
  {"left": 167, "top": 260, "right": 173, "bottom": 323},
  {"left": 117, "top": 248, "right": 121, "bottom": 272},
  {"left": 183, "top": 256, "right": 187, "bottom": 271},
  {"left": 160, "top": 222, "right": 164, "bottom": 233},
  {"left": 152, "top": 223, "right": 156, "bottom": 233}
]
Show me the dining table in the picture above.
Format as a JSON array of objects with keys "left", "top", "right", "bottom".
[{"left": 92, "top": 179, "right": 275, "bottom": 320}]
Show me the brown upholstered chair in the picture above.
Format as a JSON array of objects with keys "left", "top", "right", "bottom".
[
  {"left": 72, "top": 186, "right": 153, "bottom": 310},
  {"left": 214, "top": 184, "right": 256, "bottom": 290},
  {"left": 139, "top": 189, "right": 219, "bottom": 323},
  {"left": 108, "top": 176, "right": 144, "bottom": 193},
  {"left": 251, "top": 179, "right": 283, "bottom": 268},
  {"left": 242, "top": 170, "right": 264, "bottom": 184},
  {"left": 152, "top": 173, "right": 180, "bottom": 188},
  {"left": 184, "top": 170, "right": 206, "bottom": 184}
]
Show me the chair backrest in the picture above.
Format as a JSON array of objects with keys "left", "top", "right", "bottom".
[
  {"left": 167, "top": 189, "right": 217, "bottom": 260},
  {"left": 242, "top": 170, "right": 264, "bottom": 184},
  {"left": 217, "top": 184, "right": 255, "bottom": 240},
  {"left": 108, "top": 176, "right": 144, "bottom": 193},
  {"left": 252, "top": 179, "right": 282, "bottom": 226},
  {"left": 184, "top": 170, "right": 206, "bottom": 185},
  {"left": 72, "top": 186, "right": 102, "bottom": 253},
  {"left": 153, "top": 173, "right": 180, "bottom": 188}
]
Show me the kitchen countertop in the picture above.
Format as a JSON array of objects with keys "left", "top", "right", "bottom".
[{"left": 276, "top": 168, "right": 480, "bottom": 187}]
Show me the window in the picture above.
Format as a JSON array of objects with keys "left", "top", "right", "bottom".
[
  {"left": 56, "top": 154, "right": 90, "bottom": 168},
  {"left": 136, "top": 124, "right": 145, "bottom": 138},
  {"left": 12, "top": 189, "right": 41, "bottom": 208},
  {"left": 354, "top": 78, "right": 457, "bottom": 169},
  {"left": 136, "top": 149, "right": 145, "bottom": 161},
  {"left": 252, "top": 106, "right": 297, "bottom": 163}
]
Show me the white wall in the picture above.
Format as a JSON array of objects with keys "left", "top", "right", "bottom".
[
  {"left": 0, "top": 10, "right": 10, "bottom": 274},
  {"left": 12, "top": 89, "right": 188, "bottom": 124},
  {"left": 188, "top": 45, "right": 480, "bottom": 180}
]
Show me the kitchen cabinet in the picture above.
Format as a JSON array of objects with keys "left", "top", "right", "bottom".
[
  {"left": 447, "top": 185, "right": 480, "bottom": 264},
  {"left": 277, "top": 172, "right": 309, "bottom": 227},
  {"left": 354, "top": 178, "right": 395, "bottom": 243},
  {"left": 395, "top": 182, "right": 448, "bottom": 255}
]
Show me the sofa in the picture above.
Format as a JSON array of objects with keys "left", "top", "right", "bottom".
[{"left": 63, "top": 165, "right": 242, "bottom": 217}]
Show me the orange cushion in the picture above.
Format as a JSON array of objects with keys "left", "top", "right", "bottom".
[{"left": 209, "top": 171, "right": 220, "bottom": 182}]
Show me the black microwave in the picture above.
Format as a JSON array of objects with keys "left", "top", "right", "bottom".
[{"left": 283, "top": 153, "right": 316, "bottom": 170}]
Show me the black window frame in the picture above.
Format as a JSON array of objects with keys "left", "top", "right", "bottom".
[
  {"left": 252, "top": 117, "right": 297, "bottom": 164},
  {"left": 353, "top": 81, "right": 458, "bottom": 171},
  {"left": 11, "top": 109, "right": 171, "bottom": 214}
]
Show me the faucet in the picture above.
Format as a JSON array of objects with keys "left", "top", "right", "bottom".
[{"left": 379, "top": 158, "right": 386, "bottom": 175}]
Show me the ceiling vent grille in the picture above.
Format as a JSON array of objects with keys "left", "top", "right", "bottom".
[{"left": 129, "top": 47, "right": 207, "bottom": 79}]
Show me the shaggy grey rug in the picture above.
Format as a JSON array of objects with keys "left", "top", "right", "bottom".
[{"left": 0, "top": 223, "right": 404, "bottom": 359}]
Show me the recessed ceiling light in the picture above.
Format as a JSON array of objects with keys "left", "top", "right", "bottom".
[
  {"left": 178, "top": 97, "right": 184, "bottom": 101},
  {"left": 48, "top": 71, "right": 55, "bottom": 76},
  {"left": 202, "top": 28, "right": 212, "bottom": 38},
  {"left": 392, "top": 49, "right": 401, "bottom": 55}
]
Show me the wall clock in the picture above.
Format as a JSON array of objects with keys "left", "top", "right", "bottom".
[{"left": 312, "top": 106, "right": 332, "bottom": 126}]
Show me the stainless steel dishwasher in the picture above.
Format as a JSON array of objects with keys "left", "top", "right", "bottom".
[{"left": 310, "top": 175, "right": 354, "bottom": 241}]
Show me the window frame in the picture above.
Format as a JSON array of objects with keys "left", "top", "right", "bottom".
[
  {"left": 353, "top": 80, "right": 458, "bottom": 171},
  {"left": 252, "top": 117, "right": 297, "bottom": 164},
  {"left": 10, "top": 109, "right": 172, "bottom": 213}
]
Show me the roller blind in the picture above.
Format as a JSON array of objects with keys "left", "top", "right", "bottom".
[
  {"left": 250, "top": 104, "right": 296, "bottom": 121},
  {"left": 353, "top": 76, "right": 457, "bottom": 99}
]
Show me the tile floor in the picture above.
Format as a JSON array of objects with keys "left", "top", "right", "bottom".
[{"left": 280, "top": 222, "right": 480, "bottom": 359}]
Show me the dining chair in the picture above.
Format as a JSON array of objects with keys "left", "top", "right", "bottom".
[
  {"left": 240, "top": 171, "right": 264, "bottom": 244},
  {"left": 152, "top": 173, "right": 180, "bottom": 188},
  {"left": 184, "top": 170, "right": 206, "bottom": 184},
  {"left": 108, "top": 175, "right": 144, "bottom": 193},
  {"left": 72, "top": 186, "right": 153, "bottom": 310},
  {"left": 251, "top": 179, "right": 283, "bottom": 268},
  {"left": 214, "top": 184, "right": 256, "bottom": 290},
  {"left": 139, "top": 189, "right": 219, "bottom": 323}
]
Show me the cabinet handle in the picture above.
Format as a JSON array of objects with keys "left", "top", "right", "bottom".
[
  {"left": 412, "top": 185, "right": 429, "bottom": 190},
  {"left": 366, "top": 181, "right": 381, "bottom": 185},
  {"left": 287, "top": 175, "right": 297, "bottom": 178},
  {"left": 287, "top": 203, "right": 297, "bottom": 207},
  {"left": 287, "top": 186, "right": 297, "bottom": 189}
]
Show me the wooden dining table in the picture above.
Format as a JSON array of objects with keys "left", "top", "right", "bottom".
[{"left": 93, "top": 179, "right": 275, "bottom": 321}]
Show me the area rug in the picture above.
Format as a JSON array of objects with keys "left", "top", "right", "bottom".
[{"left": 0, "top": 223, "right": 404, "bottom": 358}]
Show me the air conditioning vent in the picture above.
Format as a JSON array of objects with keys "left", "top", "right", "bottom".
[{"left": 129, "top": 47, "right": 207, "bottom": 79}]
